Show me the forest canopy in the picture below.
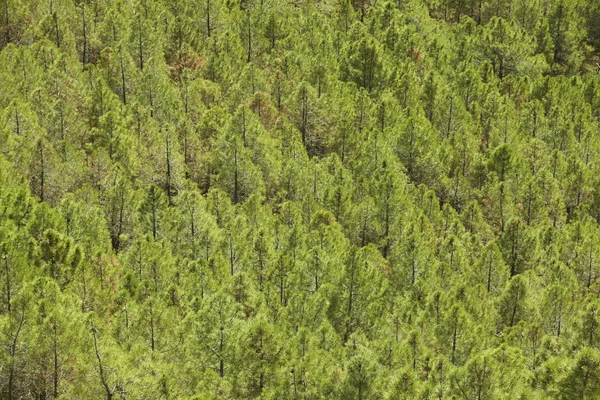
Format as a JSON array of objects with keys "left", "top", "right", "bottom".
[{"left": 2, "top": 0, "right": 600, "bottom": 398}]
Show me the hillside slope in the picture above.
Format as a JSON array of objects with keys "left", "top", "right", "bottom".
[{"left": 2, "top": 0, "right": 600, "bottom": 398}]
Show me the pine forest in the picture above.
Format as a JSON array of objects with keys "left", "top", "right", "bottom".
[{"left": 2, "top": 0, "right": 600, "bottom": 398}]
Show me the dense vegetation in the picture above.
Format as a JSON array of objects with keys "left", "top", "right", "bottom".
[{"left": 2, "top": 0, "right": 600, "bottom": 398}]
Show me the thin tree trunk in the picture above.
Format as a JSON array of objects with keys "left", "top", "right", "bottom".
[
  {"left": 4, "top": 1, "right": 10, "bottom": 45},
  {"left": 246, "top": 11, "right": 251, "bottom": 63},
  {"left": 206, "top": 0, "right": 211, "bottom": 37},
  {"left": 138, "top": 16, "right": 144, "bottom": 70},
  {"left": 53, "top": 322, "right": 59, "bottom": 398},
  {"left": 8, "top": 308, "right": 25, "bottom": 400},
  {"left": 165, "top": 131, "right": 172, "bottom": 206},
  {"left": 39, "top": 142, "right": 45, "bottom": 202},
  {"left": 92, "top": 325, "right": 113, "bottom": 400},
  {"left": 4, "top": 255, "right": 10, "bottom": 313},
  {"left": 120, "top": 50, "right": 127, "bottom": 105},
  {"left": 82, "top": 5, "right": 87, "bottom": 66}
]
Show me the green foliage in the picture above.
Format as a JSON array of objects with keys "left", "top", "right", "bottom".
[{"left": 1, "top": 0, "right": 600, "bottom": 398}]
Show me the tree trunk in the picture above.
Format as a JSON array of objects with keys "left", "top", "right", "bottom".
[
  {"left": 53, "top": 322, "right": 59, "bottom": 399},
  {"left": 82, "top": 6, "right": 87, "bottom": 66},
  {"left": 92, "top": 326, "right": 113, "bottom": 400},
  {"left": 120, "top": 50, "right": 127, "bottom": 105},
  {"left": 4, "top": 255, "right": 10, "bottom": 313},
  {"left": 246, "top": 11, "right": 251, "bottom": 63},
  {"left": 138, "top": 16, "right": 144, "bottom": 70},
  {"left": 206, "top": 0, "right": 211, "bottom": 37},
  {"left": 8, "top": 308, "right": 25, "bottom": 400},
  {"left": 39, "top": 141, "right": 45, "bottom": 202},
  {"left": 165, "top": 131, "right": 172, "bottom": 206}
]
